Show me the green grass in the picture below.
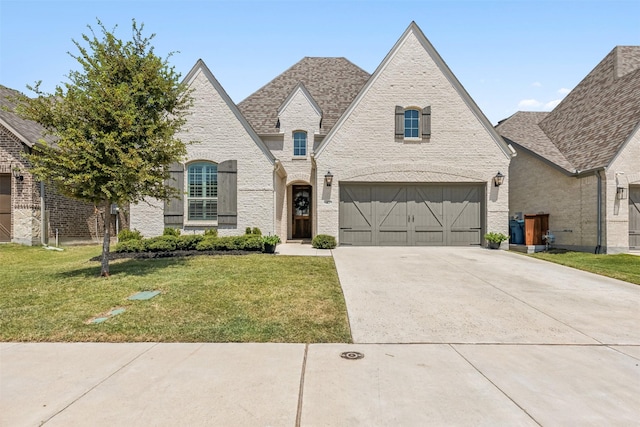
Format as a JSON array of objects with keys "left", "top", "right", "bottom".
[
  {"left": 0, "top": 244, "right": 351, "bottom": 343},
  {"left": 530, "top": 251, "right": 640, "bottom": 285}
]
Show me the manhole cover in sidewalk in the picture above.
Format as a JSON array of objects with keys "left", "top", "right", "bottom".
[{"left": 340, "top": 351, "right": 364, "bottom": 360}]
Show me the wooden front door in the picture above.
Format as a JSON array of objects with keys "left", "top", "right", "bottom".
[
  {"left": 0, "top": 174, "right": 11, "bottom": 242},
  {"left": 292, "top": 185, "right": 311, "bottom": 239}
]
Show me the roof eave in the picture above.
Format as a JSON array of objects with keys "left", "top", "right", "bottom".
[{"left": 183, "top": 59, "right": 276, "bottom": 165}]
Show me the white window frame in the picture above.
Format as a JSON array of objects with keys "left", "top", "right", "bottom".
[
  {"left": 293, "top": 131, "right": 307, "bottom": 157},
  {"left": 186, "top": 161, "right": 218, "bottom": 224}
]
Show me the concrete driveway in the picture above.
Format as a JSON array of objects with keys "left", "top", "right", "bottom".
[
  {"left": 333, "top": 246, "right": 640, "bottom": 345},
  {"left": 2, "top": 247, "right": 639, "bottom": 426}
]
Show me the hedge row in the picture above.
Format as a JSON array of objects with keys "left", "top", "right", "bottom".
[{"left": 114, "top": 234, "right": 263, "bottom": 253}]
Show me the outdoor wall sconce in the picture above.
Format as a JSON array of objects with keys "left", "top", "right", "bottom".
[
  {"left": 12, "top": 166, "right": 23, "bottom": 182},
  {"left": 616, "top": 186, "right": 627, "bottom": 200},
  {"left": 324, "top": 171, "right": 334, "bottom": 187},
  {"left": 493, "top": 171, "right": 504, "bottom": 187}
]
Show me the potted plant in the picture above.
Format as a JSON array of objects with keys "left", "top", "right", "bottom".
[
  {"left": 484, "top": 232, "right": 508, "bottom": 249},
  {"left": 262, "top": 235, "right": 281, "bottom": 254}
]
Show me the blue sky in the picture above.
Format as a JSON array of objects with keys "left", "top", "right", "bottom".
[{"left": 1, "top": 0, "right": 638, "bottom": 124}]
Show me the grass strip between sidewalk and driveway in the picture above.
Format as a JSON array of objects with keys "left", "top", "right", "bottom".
[
  {"left": 530, "top": 251, "right": 640, "bottom": 285},
  {"left": 0, "top": 244, "right": 351, "bottom": 343}
]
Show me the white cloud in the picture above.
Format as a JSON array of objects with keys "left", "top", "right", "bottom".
[
  {"left": 558, "top": 87, "right": 571, "bottom": 95},
  {"left": 544, "top": 99, "right": 562, "bottom": 109},
  {"left": 532, "top": 81, "right": 542, "bottom": 87},
  {"left": 518, "top": 99, "right": 543, "bottom": 108}
]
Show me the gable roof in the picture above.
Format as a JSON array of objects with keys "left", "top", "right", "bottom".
[
  {"left": 0, "top": 85, "right": 52, "bottom": 147},
  {"left": 238, "top": 57, "right": 370, "bottom": 135},
  {"left": 496, "top": 112, "right": 575, "bottom": 173},
  {"left": 277, "top": 82, "right": 322, "bottom": 118},
  {"left": 183, "top": 60, "right": 275, "bottom": 164},
  {"left": 315, "top": 22, "right": 514, "bottom": 158},
  {"left": 497, "top": 46, "right": 640, "bottom": 172}
]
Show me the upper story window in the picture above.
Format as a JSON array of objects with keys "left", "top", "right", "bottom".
[
  {"left": 395, "top": 106, "right": 431, "bottom": 140},
  {"left": 404, "top": 109, "right": 420, "bottom": 138},
  {"left": 293, "top": 131, "right": 307, "bottom": 156},
  {"left": 187, "top": 162, "right": 217, "bottom": 221}
]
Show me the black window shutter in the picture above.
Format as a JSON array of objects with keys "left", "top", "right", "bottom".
[
  {"left": 217, "top": 160, "right": 237, "bottom": 226},
  {"left": 395, "top": 106, "right": 405, "bottom": 138},
  {"left": 164, "top": 162, "right": 184, "bottom": 226},
  {"left": 422, "top": 106, "right": 431, "bottom": 138}
]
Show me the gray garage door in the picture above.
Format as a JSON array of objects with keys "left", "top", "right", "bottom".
[
  {"left": 630, "top": 186, "right": 640, "bottom": 249},
  {"left": 339, "top": 183, "right": 483, "bottom": 246}
]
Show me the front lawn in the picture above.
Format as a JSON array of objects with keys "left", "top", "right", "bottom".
[
  {"left": 530, "top": 251, "right": 640, "bottom": 285},
  {"left": 0, "top": 244, "right": 351, "bottom": 343}
]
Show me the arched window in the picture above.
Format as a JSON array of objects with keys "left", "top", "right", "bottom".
[
  {"left": 404, "top": 109, "right": 420, "bottom": 138},
  {"left": 293, "top": 131, "right": 307, "bottom": 156},
  {"left": 187, "top": 162, "right": 217, "bottom": 220}
]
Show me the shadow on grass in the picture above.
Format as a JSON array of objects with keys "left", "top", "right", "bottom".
[{"left": 57, "top": 256, "right": 189, "bottom": 279}]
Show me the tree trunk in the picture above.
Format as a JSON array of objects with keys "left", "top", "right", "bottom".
[{"left": 101, "top": 201, "right": 111, "bottom": 277}]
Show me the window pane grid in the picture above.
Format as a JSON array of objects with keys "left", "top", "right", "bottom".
[
  {"left": 188, "top": 162, "right": 217, "bottom": 221},
  {"left": 293, "top": 132, "right": 307, "bottom": 156},
  {"left": 405, "top": 109, "right": 419, "bottom": 138}
]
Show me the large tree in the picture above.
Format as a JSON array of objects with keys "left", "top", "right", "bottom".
[{"left": 16, "top": 20, "right": 191, "bottom": 276}]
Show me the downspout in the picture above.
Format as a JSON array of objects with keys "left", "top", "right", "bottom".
[
  {"left": 40, "top": 181, "right": 45, "bottom": 246},
  {"left": 595, "top": 170, "right": 603, "bottom": 254}
]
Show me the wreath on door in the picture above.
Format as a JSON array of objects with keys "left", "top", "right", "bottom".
[{"left": 294, "top": 195, "right": 309, "bottom": 211}]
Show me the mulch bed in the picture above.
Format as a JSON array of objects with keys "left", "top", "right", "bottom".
[{"left": 90, "top": 250, "right": 258, "bottom": 261}]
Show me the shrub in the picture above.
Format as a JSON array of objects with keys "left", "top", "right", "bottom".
[
  {"left": 245, "top": 227, "right": 252, "bottom": 235},
  {"left": 163, "top": 227, "right": 181, "bottom": 237},
  {"left": 484, "top": 232, "right": 509, "bottom": 243},
  {"left": 176, "top": 234, "right": 204, "bottom": 250},
  {"left": 114, "top": 239, "right": 145, "bottom": 253},
  {"left": 117, "top": 229, "right": 143, "bottom": 242},
  {"left": 241, "top": 235, "right": 264, "bottom": 251},
  {"left": 203, "top": 228, "right": 218, "bottom": 237},
  {"left": 262, "top": 235, "right": 281, "bottom": 246},
  {"left": 252, "top": 227, "right": 262, "bottom": 236},
  {"left": 195, "top": 235, "right": 263, "bottom": 252},
  {"left": 144, "top": 236, "right": 177, "bottom": 252},
  {"left": 312, "top": 234, "right": 337, "bottom": 249}
]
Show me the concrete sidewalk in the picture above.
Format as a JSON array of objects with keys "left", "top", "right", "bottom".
[{"left": 2, "top": 342, "right": 639, "bottom": 426}]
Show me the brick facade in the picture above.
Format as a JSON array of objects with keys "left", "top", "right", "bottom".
[{"left": 1, "top": 123, "right": 127, "bottom": 245}]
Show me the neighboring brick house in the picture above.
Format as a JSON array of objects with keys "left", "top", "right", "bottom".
[
  {"left": 497, "top": 46, "right": 640, "bottom": 254},
  {"left": 0, "top": 85, "right": 126, "bottom": 245},
  {"left": 131, "top": 22, "right": 515, "bottom": 246}
]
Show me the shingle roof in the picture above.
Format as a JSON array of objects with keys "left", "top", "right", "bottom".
[
  {"left": 496, "top": 46, "right": 640, "bottom": 172},
  {"left": 238, "top": 57, "right": 370, "bottom": 135},
  {"left": 0, "top": 85, "right": 51, "bottom": 147},
  {"left": 496, "top": 111, "right": 575, "bottom": 172}
]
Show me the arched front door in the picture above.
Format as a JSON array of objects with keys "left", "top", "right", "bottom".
[{"left": 292, "top": 185, "right": 311, "bottom": 239}]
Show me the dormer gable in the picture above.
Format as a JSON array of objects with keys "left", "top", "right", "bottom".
[{"left": 276, "top": 82, "right": 322, "bottom": 135}]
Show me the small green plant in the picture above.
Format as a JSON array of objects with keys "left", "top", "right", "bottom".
[
  {"left": 114, "top": 239, "right": 145, "bottom": 253},
  {"left": 117, "top": 229, "right": 143, "bottom": 241},
  {"left": 484, "top": 232, "right": 509, "bottom": 243},
  {"left": 312, "top": 234, "right": 337, "bottom": 249},
  {"left": 176, "top": 234, "right": 204, "bottom": 250},
  {"left": 203, "top": 228, "right": 218, "bottom": 237},
  {"left": 144, "top": 236, "right": 177, "bottom": 252},
  {"left": 262, "top": 235, "right": 281, "bottom": 245},
  {"left": 245, "top": 227, "right": 262, "bottom": 235},
  {"left": 163, "top": 227, "right": 181, "bottom": 237}
]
